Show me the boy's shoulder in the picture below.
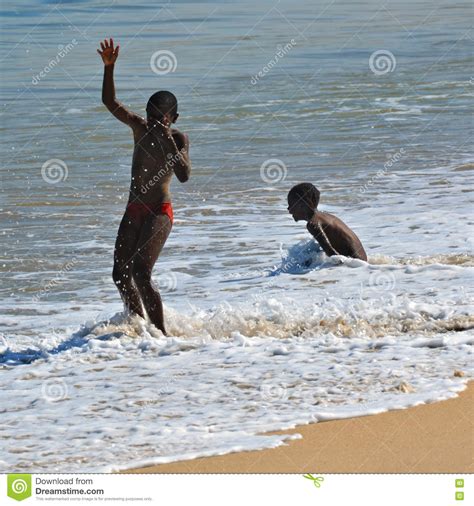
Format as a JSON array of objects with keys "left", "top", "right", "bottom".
[
  {"left": 131, "top": 115, "right": 147, "bottom": 133},
  {"left": 308, "top": 212, "right": 355, "bottom": 238},
  {"left": 171, "top": 128, "right": 188, "bottom": 140},
  {"left": 308, "top": 211, "right": 338, "bottom": 228},
  {"left": 171, "top": 128, "right": 189, "bottom": 149}
]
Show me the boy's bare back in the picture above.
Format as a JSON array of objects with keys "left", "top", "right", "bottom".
[{"left": 307, "top": 211, "right": 367, "bottom": 261}]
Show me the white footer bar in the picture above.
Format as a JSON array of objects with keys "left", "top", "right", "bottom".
[{"left": 1, "top": 473, "right": 470, "bottom": 505}]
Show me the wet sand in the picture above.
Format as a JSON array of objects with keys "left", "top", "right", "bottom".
[{"left": 124, "top": 381, "right": 473, "bottom": 473}]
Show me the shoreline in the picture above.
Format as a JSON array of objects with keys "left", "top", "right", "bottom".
[{"left": 124, "top": 381, "right": 473, "bottom": 473}]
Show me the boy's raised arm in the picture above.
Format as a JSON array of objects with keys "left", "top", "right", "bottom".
[{"left": 97, "top": 38, "right": 144, "bottom": 129}]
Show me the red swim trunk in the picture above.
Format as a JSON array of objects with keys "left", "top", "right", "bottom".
[{"left": 126, "top": 201, "right": 173, "bottom": 225}]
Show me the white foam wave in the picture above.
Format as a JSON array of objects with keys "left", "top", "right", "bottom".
[{"left": 1, "top": 308, "right": 471, "bottom": 473}]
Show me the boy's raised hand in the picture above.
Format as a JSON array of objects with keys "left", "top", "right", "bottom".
[{"left": 97, "top": 38, "right": 119, "bottom": 66}]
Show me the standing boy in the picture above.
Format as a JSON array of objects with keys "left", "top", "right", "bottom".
[{"left": 98, "top": 38, "right": 191, "bottom": 335}]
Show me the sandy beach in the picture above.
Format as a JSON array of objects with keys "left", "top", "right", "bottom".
[{"left": 125, "top": 381, "right": 473, "bottom": 474}]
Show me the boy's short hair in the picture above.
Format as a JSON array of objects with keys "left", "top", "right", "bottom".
[
  {"left": 146, "top": 90, "right": 178, "bottom": 117},
  {"left": 288, "top": 183, "right": 320, "bottom": 210}
]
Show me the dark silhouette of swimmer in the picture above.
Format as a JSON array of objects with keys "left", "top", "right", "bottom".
[
  {"left": 97, "top": 38, "right": 191, "bottom": 335},
  {"left": 287, "top": 183, "right": 367, "bottom": 261}
]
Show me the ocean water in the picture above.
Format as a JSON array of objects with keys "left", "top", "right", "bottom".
[{"left": 1, "top": 0, "right": 473, "bottom": 472}]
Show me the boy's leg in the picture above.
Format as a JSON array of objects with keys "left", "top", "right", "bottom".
[
  {"left": 131, "top": 214, "right": 172, "bottom": 334},
  {"left": 113, "top": 214, "right": 145, "bottom": 318}
]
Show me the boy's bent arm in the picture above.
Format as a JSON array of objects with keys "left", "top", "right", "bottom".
[
  {"left": 102, "top": 64, "right": 144, "bottom": 129},
  {"left": 170, "top": 130, "right": 191, "bottom": 183}
]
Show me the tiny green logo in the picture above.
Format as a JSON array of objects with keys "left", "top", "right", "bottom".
[
  {"left": 456, "top": 491, "right": 464, "bottom": 501},
  {"left": 303, "top": 473, "right": 324, "bottom": 488},
  {"left": 456, "top": 479, "right": 464, "bottom": 488},
  {"left": 7, "top": 475, "right": 32, "bottom": 502}
]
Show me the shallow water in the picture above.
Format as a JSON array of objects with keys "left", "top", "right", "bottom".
[{"left": 1, "top": 0, "right": 473, "bottom": 472}]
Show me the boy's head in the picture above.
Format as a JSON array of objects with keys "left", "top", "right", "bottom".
[
  {"left": 146, "top": 90, "right": 178, "bottom": 125},
  {"left": 287, "top": 183, "right": 320, "bottom": 221}
]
